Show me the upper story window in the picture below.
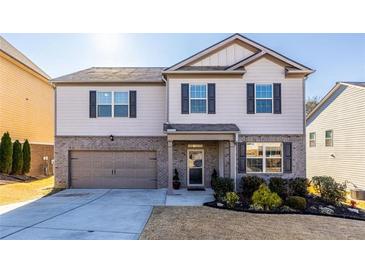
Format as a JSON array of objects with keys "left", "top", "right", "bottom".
[
  {"left": 255, "top": 84, "right": 273, "bottom": 113},
  {"left": 325, "top": 130, "right": 333, "bottom": 147},
  {"left": 97, "top": 92, "right": 112, "bottom": 117},
  {"left": 96, "top": 91, "right": 129, "bottom": 117},
  {"left": 190, "top": 84, "right": 207, "bottom": 113},
  {"left": 309, "top": 132, "right": 316, "bottom": 147},
  {"left": 246, "top": 142, "right": 282, "bottom": 173}
]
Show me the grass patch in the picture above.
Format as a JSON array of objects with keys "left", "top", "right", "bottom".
[{"left": 0, "top": 176, "right": 62, "bottom": 205}]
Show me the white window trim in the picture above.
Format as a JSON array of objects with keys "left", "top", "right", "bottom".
[
  {"left": 309, "top": 132, "right": 316, "bottom": 147},
  {"left": 96, "top": 91, "right": 129, "bottom": 118},
  {"left": 189, "top": 84, "right": 208, "bottom": 114},
  {"left": 255, "top": 83, "right": 273, "bottom": 114},
  {"left": 325, "top": 130, "right": 333, "bottom": 147},
  {"left": 246, "top": 142, "right": 283, "bottom": 174}
]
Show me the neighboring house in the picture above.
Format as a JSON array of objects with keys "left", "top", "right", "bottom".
[
  {"left": 0, "top": 35, "right": 54, "bottom": 176},
  {"left": 306, "top": 82, "right": 365, "bottom": 189},
  {"left": 52, "top": 33, "right": 313, "bottom": 190}
]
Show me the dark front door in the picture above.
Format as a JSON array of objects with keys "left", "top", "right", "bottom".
[{"left": 187, "top": 149, "right": 204, "bottom": 186}]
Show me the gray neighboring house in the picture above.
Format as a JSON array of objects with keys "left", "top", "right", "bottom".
[
  {"left": 52, "top": 33, "right": 313, "bottom": 191},
  {"left": 306, "top": 82, "right": 365, "bottom": 189}
]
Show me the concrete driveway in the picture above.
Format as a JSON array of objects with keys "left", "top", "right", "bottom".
[{"left": 0, "top": 188, "right": 214, "bottom": 240}]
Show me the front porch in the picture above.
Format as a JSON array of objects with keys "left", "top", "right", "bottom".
[{"left": 165, "top": 123, "right": 240, "bottom": 193}]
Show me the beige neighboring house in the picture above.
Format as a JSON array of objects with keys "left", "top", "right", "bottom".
[
  {"left": 52, "top": 33, "right": 313, "bottom": 190},
  {"left": 306, "top": 82, "right": 365, "bottom": 189},
  {"left": 0, "top": 35, "right": 54, "bottom": 176}
]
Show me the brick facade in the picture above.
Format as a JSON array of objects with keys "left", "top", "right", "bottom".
[{"left": 29, "top": 144, "right": 54, "bottom": 177}]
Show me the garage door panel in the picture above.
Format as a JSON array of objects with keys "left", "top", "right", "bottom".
[{"left": 70, "top": 151, "right": 157, "bottom": 189}]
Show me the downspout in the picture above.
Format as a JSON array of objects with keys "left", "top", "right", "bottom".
[
  {"left": 161, "top": 74, "right": 169, "bottom": 124},
  {"left": 234, "top": 132, "right": 238, "bottom": 191}
]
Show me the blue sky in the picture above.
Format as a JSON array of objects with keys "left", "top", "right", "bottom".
[{"left": 2, "top": 33, "right": 364, "bottom": 99}]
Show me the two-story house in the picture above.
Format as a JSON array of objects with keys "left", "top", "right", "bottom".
[
  {"left": 0, "top": 35, "right": 54, "bottom": 176},
  {"left": 52, "top": 34, "right": 313, "bottom": 191}
]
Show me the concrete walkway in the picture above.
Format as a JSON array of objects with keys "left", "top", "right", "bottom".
[{"left": 0, "top": 188, "right": 214, "bottom": 240}]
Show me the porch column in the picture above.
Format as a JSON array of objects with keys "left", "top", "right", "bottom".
[
  {"left": 218, "top": 141, "right": 224, "bottom": 177},
  {"left": 167, "top": 140, "right": 173, "bottom": 194},
  {"left": 230, "top": 141, "right": 237, "bottom": 190}
]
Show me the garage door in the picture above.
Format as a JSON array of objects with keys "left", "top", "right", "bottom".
[{"left": 70, "top": 151, "right": 157, "bottom": 189}]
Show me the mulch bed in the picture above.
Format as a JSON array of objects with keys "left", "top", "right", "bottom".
[
  {"left": 0, "top": 173, "right": 38, "bottom": 185},
  {"left": 204, "top": 195, "right": 365, "bottom": 221}
]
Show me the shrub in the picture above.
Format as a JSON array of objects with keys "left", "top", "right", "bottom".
[
  {"left": 285, "top": 196, "right": 307, "bottom": 210},
  {"left": 173, "top": 168, "right": 179, "bottom": 182},
  {"left": 0, "top": 132, "right": 13, "bottom": 174},
  {"left": 252, "top": 184, "right": 282, "bottom": 210},
  {"left": 225, "top": 192, "right": 240, "bottom": 209},
  {"left": 22, "top": 139, "right": 31, "bottom": 174},
  {"left": 212, "top": 177, "right": 234, "bottom": 201},
  {"left": 269, "top": 177, "right": 288, "bottom": 199},
  {"left": 11, "top": 140, "right": 23, "bottom": 175},
  {"left": 311, "top": 176, "right": 347, "bottom": 205},
  {"left": 241, "top": 176, "right": 266, "bottom": 199},
  {"left": 288, "top": 177, "right": 308, "bottom": 197}
]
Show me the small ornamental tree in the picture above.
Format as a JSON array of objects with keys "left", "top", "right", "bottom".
[
  {"left": 11, "top": 140, "right": 23, "bottom": 175},
  {"left": 0, "top": 132, "right": 13, "bottom": 174},
  {"left": 22, "top": 139, "right": 31, "bottom": 174}
]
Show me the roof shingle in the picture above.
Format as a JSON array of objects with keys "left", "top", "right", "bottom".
[{"left": 163, "top": 123, "right": 240, "bottom": 132}]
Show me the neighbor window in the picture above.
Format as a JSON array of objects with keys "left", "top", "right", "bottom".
[
  {"left": 190, "top": 84, "right": 207, "bottom": 113},
  {"left": 97, "top": 92, "right": 112, "bottom": 117},
  {"left": 255, "top": 84, "right": 273, "bottom": 113},
  {"left": 246, "top": 142, "right": 282, "bottom": 173},
  {"left": 309, "top": 132, "right": 316, "bottom": 147},
  {"left": 114, "top": 92, "right": 129, "bottom": 117},
  {"left": 325, "top": 130, "right": 333, "bottom": 147}
]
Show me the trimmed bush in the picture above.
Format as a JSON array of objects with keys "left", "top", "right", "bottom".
[
  {"left": 288, "top": 177, "right": 308, "bottom": 197},
  {"left": 252, "top": 184, "right": 282, "bottom": 210},
  {"left": 212, "top": 177, "right": 234, "bottom": 201},
  {"left": 241, "top": 176, "right": 266, "bottom": 199},
  {"left": 0, "top": 132, "right": 13, "bottom": 174},
  {"left": 269, "top": 177, "right": 288, "bottom": 199},
  {"left": 11, "top": 140, "right": 23, "bottom": 175},
  {"left": 285, "top": 196, "right": 307, "bottom": 210},
  {"left": 311, "top": 176, "right": 346, "bottom": 205},
  {"left": 22, "top": 139, "right": 31, "bottom": 174},
  {"left": 225, "top": 192, "right": 240, "bottom": 209}
]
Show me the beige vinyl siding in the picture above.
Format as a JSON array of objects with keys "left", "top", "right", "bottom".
[
  {"left": 306, "top": 85, "right": 365, "bottom": 189},
  {"left": 190, "top": 43, "right": 255, "bottom": 67},
  {"left": 168, "top": 57, "right": 304, "bottom": 134},
  {"left": 0, "top": 53, "right": 54, "bottom": 144},
  {"left": 56, "top": 85, "right": 166, "bottom": 136}
]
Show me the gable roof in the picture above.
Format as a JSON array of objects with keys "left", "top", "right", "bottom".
[
  {"left": 52, "top": 67, "right": 165, "bottom": 83},
  {"left": 164, "top": 33, "right": 314, "bottom": 74},
  {"left": 306, "top": 81, "right": 365, "bottom": 120},
  {"left": 0, "top": 35, "right": 50, "bottom": 80}
]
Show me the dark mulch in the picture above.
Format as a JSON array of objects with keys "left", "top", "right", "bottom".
[
  {"left": 0, "top": 173, "right": 38, "bottom": 185},
  {"left": 204, "top": 195, "right": 365, "bottom": 221}
]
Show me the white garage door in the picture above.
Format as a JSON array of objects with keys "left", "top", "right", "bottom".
[{"left": 70, "top": 151, "right": 157, "bottom": 188}]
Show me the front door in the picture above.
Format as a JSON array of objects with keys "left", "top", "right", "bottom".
[{"left": 187, "top": 149, "right": 204, "bottom": 187}]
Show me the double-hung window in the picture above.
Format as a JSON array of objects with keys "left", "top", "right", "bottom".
[
  {"left": 246, "top": 142, "right": 282, "bottom": 173},
  {"left": 96, "top": 91, "right": 129, "bottom": 117},
  {"left": 309, "top": 132, "right": 316, "bottom": 147},
  {"left": 190, "top": 84, "right": 207, "bottom": 113},
  {"left": 97, "top": 92, "right": 112, "bottom": 117},
  {"left": 255, "top": 84, "right": 273, "bottom": 113},
  {"left": 325, "top": 130, "right": 333, "bottom": 147}
]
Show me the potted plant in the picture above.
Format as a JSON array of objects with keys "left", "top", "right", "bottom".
[
  {"left": 173, "top": 168, "right": 181, "bottom": 190},
  {"left": 211, "top": 168, "right": 218, "bottom": 188}
]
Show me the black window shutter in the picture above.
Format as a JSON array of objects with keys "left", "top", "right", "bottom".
[
  {"left": 129, "top": 90, "right": 137, "bottom": 118},
  {"left": 181, "top": 83, "right": 189, "bottom": 114},
  {"left": 247, "top": 83, "right": 255, "bottom": 114},
  {"left": 283, "top": 142, "right": 292, "bottom": 173},
  {"left": 238, "top": 142, "right": 246, "bottom": 173},
  {"left": 273, "top": 83, "right": 282, "bottom": 114},
  {"left": 89, "top": 90, "right": 96, "bottom": 118},
  {"left": 208, "top": 83, "right": 216, "bottom": 114}
]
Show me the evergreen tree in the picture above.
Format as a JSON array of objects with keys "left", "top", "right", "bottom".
[
  {"left": 22, "top": 139, "right": 31, "bottom": 174},
  {"left": 11, "top": 140, "right": 23, "bottom": 175},
  {"left": 0, "top": 132, "right": 13, "bottom": 174}
]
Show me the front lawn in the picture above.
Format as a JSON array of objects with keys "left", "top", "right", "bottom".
[
  {"left": 0, "top": 176, "right": 60, "bottom": 205},
  {"left": 140, "top": 206, "right": 365, "bottom": 240}
]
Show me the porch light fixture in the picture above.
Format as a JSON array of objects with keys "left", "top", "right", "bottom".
[{"left": 109, "top": 135, "right": 114, "bottom": 141}]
